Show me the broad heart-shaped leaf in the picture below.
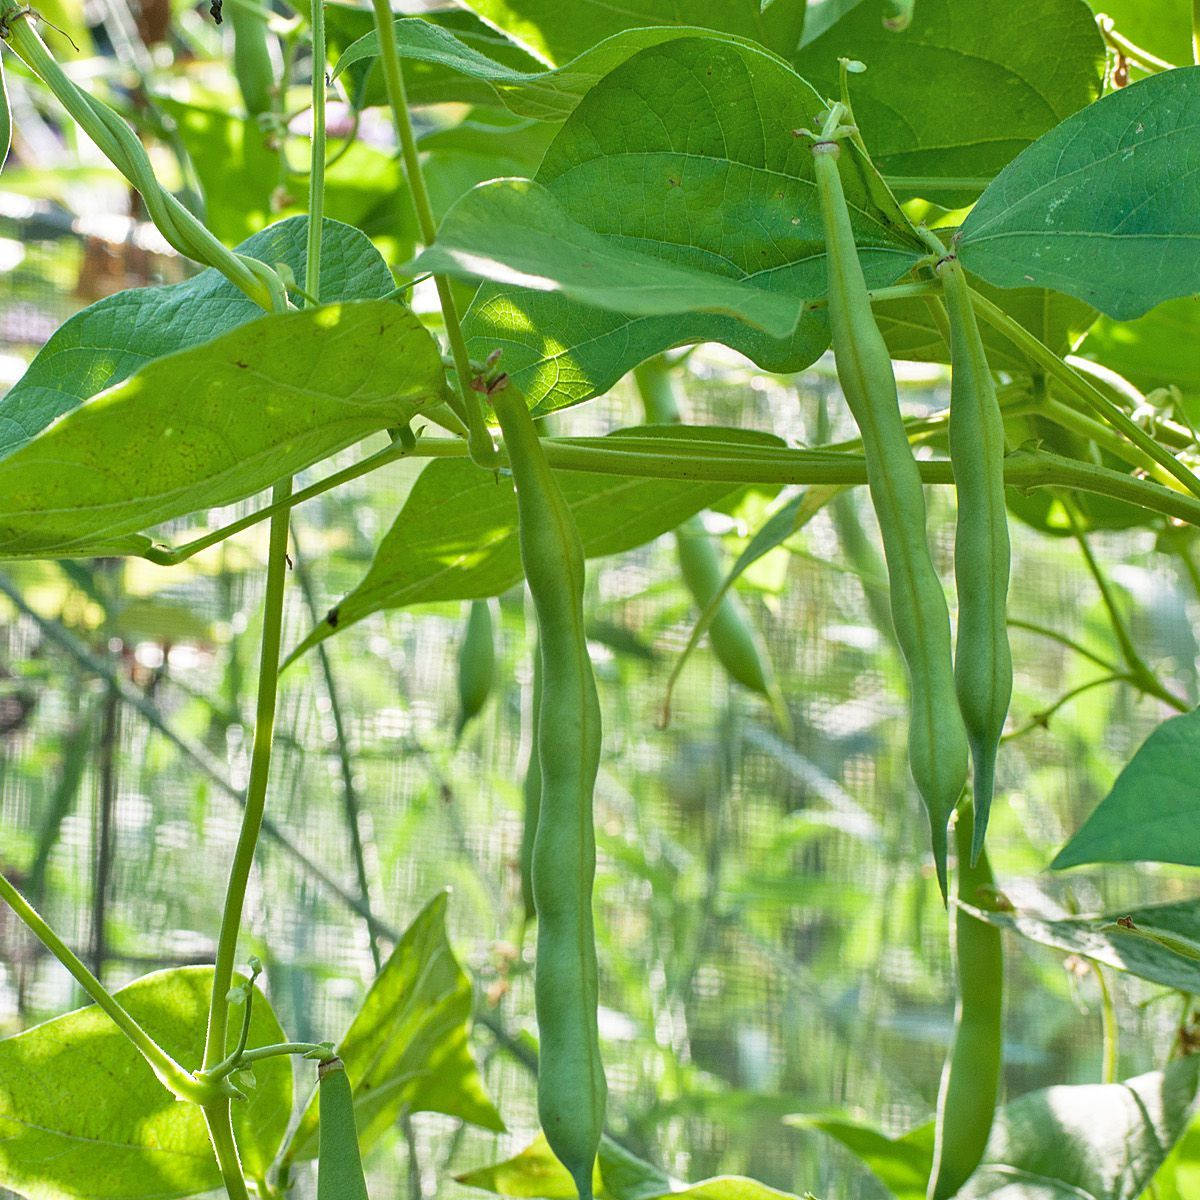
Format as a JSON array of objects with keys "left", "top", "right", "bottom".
[
  {"left": 876, "top": 278, "right": 1096, "bottom": 373},
  {"left": 0, "top": 966, "right": 290, "bottom": 1200},
  {"left": 960, "top": 1059, "right": 1200, "bottom": 1200},
  {"left": 461, "top": 36, "right": 924, "bottom": 414},
  {"left": 958, "top": 67, "right": 1200, "bottom": 321},
  {"left": 0, "top": 301, "right": 444, "bottom": 560},
  {"left": 1052, "top": 707, "right": 1200, "bottom": 870},
  {"left": 414, "top": 178, "right": 805, "bottom": 337},
  {"left": 454, "top": 0, "right": 805, "bottom": 65},
  {"left": 0, "top": 217, "right": 392, "bottom": 462},
  {"left": 284, "top": 425, "right": 780, "bottom": 663},
  {"left": 457, "top": 1132, "right": 807, "bottom": 1200},
  {"left": 964, "top": 897, "right": 1200, "bottom": 995},
  {"left": 280, "top": 891, "right": 502, "bottom": 1166},
  {"left": 782, "top": 1116, "right": 934, "bottom": 1200},
  {"left": 791, "top": 1060, "right": 1200, "bottom": 1200},
  {"left": 334, "top": 22, "right": 774, "bottom": 122},
  {"left": 794, "top": 0, "right": 1104, "bottom": 204},
  {"left": 1078, "top": 297, "right": 1200, "bottom": 401}
]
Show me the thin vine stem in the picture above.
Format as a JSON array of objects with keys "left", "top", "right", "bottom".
[
  {"left": 969, "top": 289, "right": 1200, "bottom": 502},
  {"left": 365, "top": 0, "right": 495, "bottom": 465},
  {"left": 1093, "top": 963, "right": 1119, "bottom": 1085},
  {"left": 1003, "top": 673, "right": 1133, "bottom": 742},
  {"left": 1007, "top": 617, "right": 1123, "bottom": 676},
  {"left": 1096, "top": 15, "right": 1180, "bottom": 73},
  {"left": 0, "top": 870, "right": 215, "bottom": 1102}
]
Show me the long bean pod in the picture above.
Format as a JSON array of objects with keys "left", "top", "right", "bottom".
[
  {"left": 519, "top": 641, "right": 543, "bottom": 927},
  {"left": 228, "top": 0, "right": 274, "bottom": 119},
  {"left": 455, "top": 598, "right": 495, "bottom": 739},
  {"left": 317, "top": 1057, "right": 370, "bottom": 1200},
  {"left": 928, "top": 802, "right": 1004, "bottom": 1200},
  {"left": 938, "top": 255, "right": 1012, "bottom": 863},
  {"left": 810, "top": 131, "right": 968, "bottom": 894},
  {"left": 490, "top": 386, "right": 606, "bottom": 1200},
  {"left": 633, "top": 357, "right": 775, "bottom": 696}
]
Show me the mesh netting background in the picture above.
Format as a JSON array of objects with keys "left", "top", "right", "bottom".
[{"left": 1, "top": 210, "right": 1196, "bottom": 1200}]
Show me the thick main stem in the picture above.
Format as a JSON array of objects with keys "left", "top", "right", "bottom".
[{"left": 202, "top": 492, "right": 291, "bottom": 1071}]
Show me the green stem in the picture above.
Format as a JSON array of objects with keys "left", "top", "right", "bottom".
[
  {"left": 238, "top": 1040, "right": 329, "bottom": 1066},
  {"left": 0, "top": 870, "right": 216, "bottom": 1103},
  {"left": 1093, "top": 963, "right": 1119, "bottom": 1084},
  {"left": 306, "top": 0, "right": 325, "bottom": 305},
  {"left": 1003, "top": 673, "right": 1132, "bottom": 742},
  {"left": 1097, "top": 15, "right": 1180, "bottom": 72},
  {"left": 204, "top": 1102, "right": 252, "bottom": 1200},
  {"left": 1007, "top": 617, "right": 1123, "bottom": 675},
  {"left": 880, "top": 175, "right": 995, "bottom": 193},
  {"left": 970, "top": 289, "right": 1200, "bottom": 502},
  {"left": 202, "top": 492, "right": 292, "bottom": 1071},
  {"left": 137, "top": 438, "right": 1200, "bottom": 569},
  {"left": 1064, "top": 501, "right": 1188, "bottom": 711},
  {"left": 365, "top": 0, "right": 495, "bottom": 465}
]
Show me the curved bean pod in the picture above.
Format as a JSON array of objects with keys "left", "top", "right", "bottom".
[
  {"left": 938, "top": 255, "right": 1012, "bottom": 863},
  {"left": 317, "top": 1057, "right": 370, "bottom": 1200},
  {"left": 491, "top": 386, "right": 606, "bottom": 1200},
  {"left": 928, "top": 802, "right": 1004, "bottom": 1200},
  {"left": 455, "top": 598, "right": 495, "bottom": 739},
  {"left": 811, "top": 137, "right": 968, "bottom": 894},
  {"left": 1, "top": 53, "right": 11, "bottom": 175}
]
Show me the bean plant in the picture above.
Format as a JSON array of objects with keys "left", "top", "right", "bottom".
[{"left": 1, "top": 0, "right": 1200, "bottom": 1198}]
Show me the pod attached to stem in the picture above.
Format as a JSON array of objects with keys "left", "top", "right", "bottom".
[{"left": 317, "top": 1057, "right": 370, "bottom": 1200}]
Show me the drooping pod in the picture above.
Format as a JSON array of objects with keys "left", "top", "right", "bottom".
[
  {"left": 491, "top": 385, "right": 606, "bottom": 1200},
  {"left": 228, "top": 0, "right": 275, "bottom": 119},
  {"left": 518, "top": 641, "right": 542, "bottom": 927},
  {"left": 633, "top": 357, "right": 775, "bottom": 697},
  {"left": 810, "top": 134, "right": 968, "bottom": 895},
  {"left": 317, "top": 1057, "right": 370, "bottom": 1200},
  {"left": 937, "top": 254, "right": 1012, "bottom": 863},
  {"left": 928, "top": 802, "right": 1004, "bottom": 1200},
  {"left": 455, "top": 598, "right": 495, "bottom": 739}
]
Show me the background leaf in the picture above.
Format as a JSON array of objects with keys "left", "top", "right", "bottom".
[
  {"left": 1077, "top": 297, "right": 1200, "bottom": 404},
  {"left": 461, "top": 36, "right": 924, "bottom": 413},
  {"left": 281, "top": 891, "right": 502, "bottom": 1163},
  {"left": 783, "top": 1116, "right": 933, "bottom": 1200},
  {"left": 959, "top": 67, "right": 1200, "bottom": 320},
  {"left": 0, "top": 301, "right": 443, "bottom": 559},
  {"left": 1052, "top": 707, "right": 1200, "bottom": 869},
  {"left": 0, "top": 217, "right": 392, "bottom": 462},
  {"left": 793, "top": 0, "right": 1104, "bottom": 203},
  {"left": 0, "top": 967, "right": 290, "bottom": 1200}
]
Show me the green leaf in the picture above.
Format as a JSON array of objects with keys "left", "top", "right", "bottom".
[
  {"left": 876, "top": 280, "right": 1096, "bottom": 373},
  {"left": 461, "top": 36, "right": 924, "bottom": 413},
  {"left": 0, "top": 301, "right": 444, "bottom": 560},
  {"left": 457, "top": 1132, "right": 809, "bottom": 1200},
  {"left": 334, "top": 22, "right": 774, "bottom": 122},
  {"left": 0, "top": 966, "right": 291, "bottom": 1200},
  {"left": 281, "top": 891, "right": 502, "bottom": 1164},
  {"left": 791, "top": 1061, "right": 1200, "bottom": 1200},
  {"left": 415, "top": 178, "right": 806, "bottom": 337},
  {"left": 285, "top": 426, "right": 781, "bottom": 662},
  {"left": 1052, "top": 707, "right": 1200, "bottom": 869},
  {"left": 958, "top": 67, "right": 1200, "bottom": 320},
  {"left": 1077, "top": 297, "right": 1200, "bottom": 401},
  {"left": 0, "top": 217, "right": 392, "bottom": 462},
  {"left": 783, "top": 1115, "right": 933, "bottom": 1200},
  {"left": 452, "top": 0, "right": 804, "bottom": 65},
  {"left": 794, "top": 0, "right": 1104, "bottom": 203},
  {"left": 965, "top": 897, "right": 1200, "bottom": 995},
  {"left": 960, "top": 1058, "right": 1200, "bottom": 1200}
]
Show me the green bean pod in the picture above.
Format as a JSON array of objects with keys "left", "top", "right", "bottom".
[
  {"left": 519, "top": 643, "right": 543, "bottom": 926},
  {"left": 317, "top": 1057, "right": 370, "bottom": 1200},
  {"left": 228, "top": 0, "right": 275, "bottom": 119},
  {"left": 455, "top": 598, "right": 495, "bottom": 739},
  {"left": 491, "top": 387, "right": 606, "bottom": 1200},
  {"left": 0, "top": 52, "right": 10, "bottom": 175},
  {"left": 928, "top": 802, "right": 1004, "bottom": 1200},
  {"left": 811, "top": 140, "right": 968, "bottom": 894},
  {"left": 633, "top": 357, "right": 775, "bottom": 696},
  {"left": 938, "top": 256, "right": 1012, "bottom": 864}
]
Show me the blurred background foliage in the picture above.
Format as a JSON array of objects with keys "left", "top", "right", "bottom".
[{"left": 2, "top": 0, "right": 1200, "bottom": 1197}]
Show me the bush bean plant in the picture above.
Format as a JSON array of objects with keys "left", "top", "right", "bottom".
[{"left": 2, "top": 0, "right": 1200, "bottom": 1197}]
